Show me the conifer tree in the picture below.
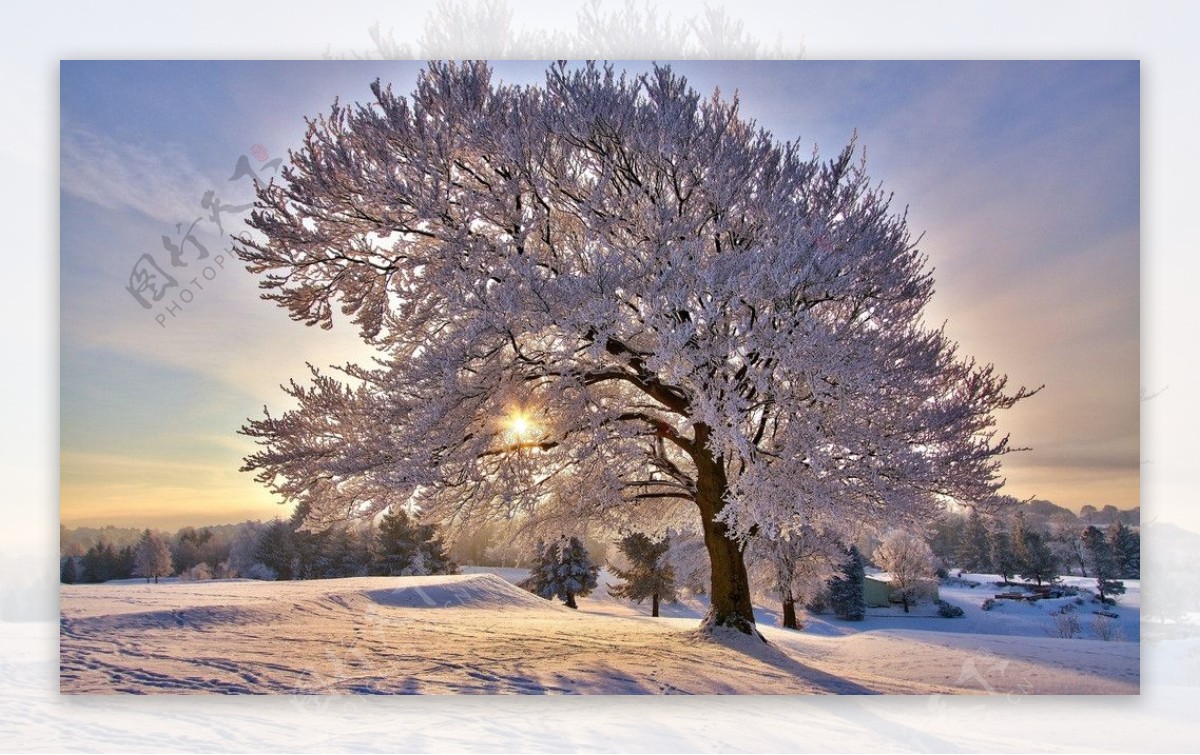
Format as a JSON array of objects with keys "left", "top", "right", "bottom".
[
  {"left": 521, "top": 535, "right": 599, "bottom": 609},
  {"left": 1014, "top": 525, "right": 1059, "bottom": 586},
  {"left": 956, "top": 507, "right": 992, "bottom": 573},
  {"left": 608, "top": 533, "right": 677, "bottom": 617},
  {"left": 826, "top": 545, "right": 866, "bottom": 621},
  {"left": 80, "top": 544, "right": 110, "bottom": 583},
  {"left": 414, "top": 523, "right": 457, "bottom": 576},
  {"left": 1108, "top": 522, "right": 1140, "bottom": 579},
  {"left": 255, "top": 518, "right": 298, "bottom": 580},
  {"left": 374, "top": 506, "right": 458, "bottom": 576},
  {"left": 1083, "top": 525, "right": 1126, "bottom": 603},
  {"left": 60, "top": 556, "right": 77, "bottom": 585},
  {"left": 989, "top": 522, "right": 1020, "bottom": 583},
  {"left": 115, "top": 545, "right": 137, "bottom": 580}
]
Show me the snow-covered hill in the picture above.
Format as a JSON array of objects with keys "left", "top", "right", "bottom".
[{"left": 60, "top": 572, "right": 1137, "bottom": 695}]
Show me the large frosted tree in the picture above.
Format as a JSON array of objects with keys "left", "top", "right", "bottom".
[{"left": 237, "top": 61, "right": 1033, "bottom": 633}]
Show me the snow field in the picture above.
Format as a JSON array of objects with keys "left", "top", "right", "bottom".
[{"left": 60, "top": 571, "right": 1138, "bottom": 695}]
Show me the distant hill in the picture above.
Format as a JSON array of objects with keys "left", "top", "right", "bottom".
[
  {"left": 1025, "top": 498, "right": 1076, "bottom": 520},
  {"left": 1078, "top": 504, "right": 1140, "bottom": 526}
]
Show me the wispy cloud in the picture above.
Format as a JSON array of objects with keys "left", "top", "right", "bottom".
[{"left": 60, "top": 128, "right": 218, "bottom": 225}]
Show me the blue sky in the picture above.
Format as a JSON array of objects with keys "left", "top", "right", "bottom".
[{"left": 59, "top": 60, "right": 1140, "bottom": 528}]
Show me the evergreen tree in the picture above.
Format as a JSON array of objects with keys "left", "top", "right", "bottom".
[
  {"left": 1083, "top": 525, "right": 1126, "bottom": 603},
  {"left": 374, "top": 506, "right": 458, "bottom": 576},
  {"left": 291, "top": 528, "right": 325, "bottom": 579},
  {"left": 989, "top": 522, "right": 1020, "bottom": 583},
  {"left": 955, "top": 507, "right": 992, "bottom": 573},
  {"left": 313, "top": 525, "right": 364, "bottom": 578},
  {"left": 60, "top": 556, "right": 77, "bottom": 584},
  {"left": 1015, "top": 528, "right": 1059, "bottom": 585},
  {"left": 375, "top": 507, "right": 420, "bottom": 575},
  {"left": 114, "top": 545, "right": 137, "bottom": 580},
  {"left": 415, "top": 522, "right": 457, "bottom": 575},
  {"left": 255, "top": 518, "right": 298, "bottom": 580},
  {"left": 133, "top": 530, "right": 174, "bottom": 583},
  {"left": 927, "top": 512, "right": 963, "bottom": 568},
  {"left": 521, "top": 535, "right": 598, "bottom": 609},
  {"left": 1012, "top": 508, "right": 1060, "bottom": 585},
  {"left": 608, "top": 533, "right": 677, "bottom": 617},
  {"left": 80, "top": 542, "right": 121, "bottom": 583},
  {"left": 1108, "top": 522, "right": 1140, "bottom": 579},
  {"left": 826, "top": 545, "right": 866, "bottom": 621},
  {"left": 79, "top": 544, "right": 105, "bottom": 583}
]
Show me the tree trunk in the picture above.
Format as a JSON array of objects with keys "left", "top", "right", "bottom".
[
  {"left": 692, "top": 426, "right": 758, "bottom": 636},
  {"left": 902, "top": 594, "right": 910, "bottom": 613},
  {"left": 782, "top": 595, "right": 799, "bottom": 630},
  {"left": 652, "top": 592, "right": 660, "bottom": 618},
  {"left": 565, "top": 591, "right": 577, "bottom": 609}
]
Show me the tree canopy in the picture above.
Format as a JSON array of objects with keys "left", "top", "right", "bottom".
[{"left": 237, "top": 61, "right": 1033, "bottom": 632}]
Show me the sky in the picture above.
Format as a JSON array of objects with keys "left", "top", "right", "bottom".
[{"left": 59, "top": 60, "right": 1140, "bottom": 529}]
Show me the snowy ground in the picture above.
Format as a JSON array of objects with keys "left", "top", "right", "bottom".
[{"left": 59, "top": 570, "right": 1138, "bottom": 695}]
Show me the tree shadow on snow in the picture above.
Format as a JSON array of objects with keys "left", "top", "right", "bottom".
[{"left": 700, "top": 628, "right": 879, "bottom": 695}]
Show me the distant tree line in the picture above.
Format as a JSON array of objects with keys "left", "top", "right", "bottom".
[
  {"left": 61, "top": 506, "right": 458, "bottom": 584},
  {"left": 930, "top": 506, "right": 1140, "bottom": 585}
]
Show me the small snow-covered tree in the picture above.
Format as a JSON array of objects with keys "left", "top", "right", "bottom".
[
  {"left": 1051, "top": 521, "right": 1089, "bottom": 577},
  {"left": 608, "top": 532, "right": 677, "bottom": 617},
  {"left": 749, "top": 526, "right": 840, "bottom": 630},
  {"left": 133, "top": 530, "right": 173, "bottom": 584},
  {"left": 1083, "top": 525, "right": 1126, "bottom": 603},
  {"left": 237, "top": 60, "right": 1035, "bottom": 633},
  {"left": 521, "top": 535, "right": 598, "bottom": 609},
  {"left": 180, "top": 562, "right": 213, "bottom": 581},
  {"left": 666, "top": 529, "right": 711, "bottom": 595},
  {"left": 826, "top": 545, "right": 866, "bottom": 621},
  {"left": 873, "top": 529, "right": 936, "bottom": 613}
]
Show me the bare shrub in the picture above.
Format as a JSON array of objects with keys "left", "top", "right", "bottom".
[
  {"left": 1052, "top": 612, "right": 1080, "bottom": 639},
  {"left": 1092, "top": 614, "right": 1124, "bottom": 641}
]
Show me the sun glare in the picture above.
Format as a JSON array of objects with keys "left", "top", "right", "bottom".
[{"left": 507, "top": 409, "right": 534, "bottom": 440}]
